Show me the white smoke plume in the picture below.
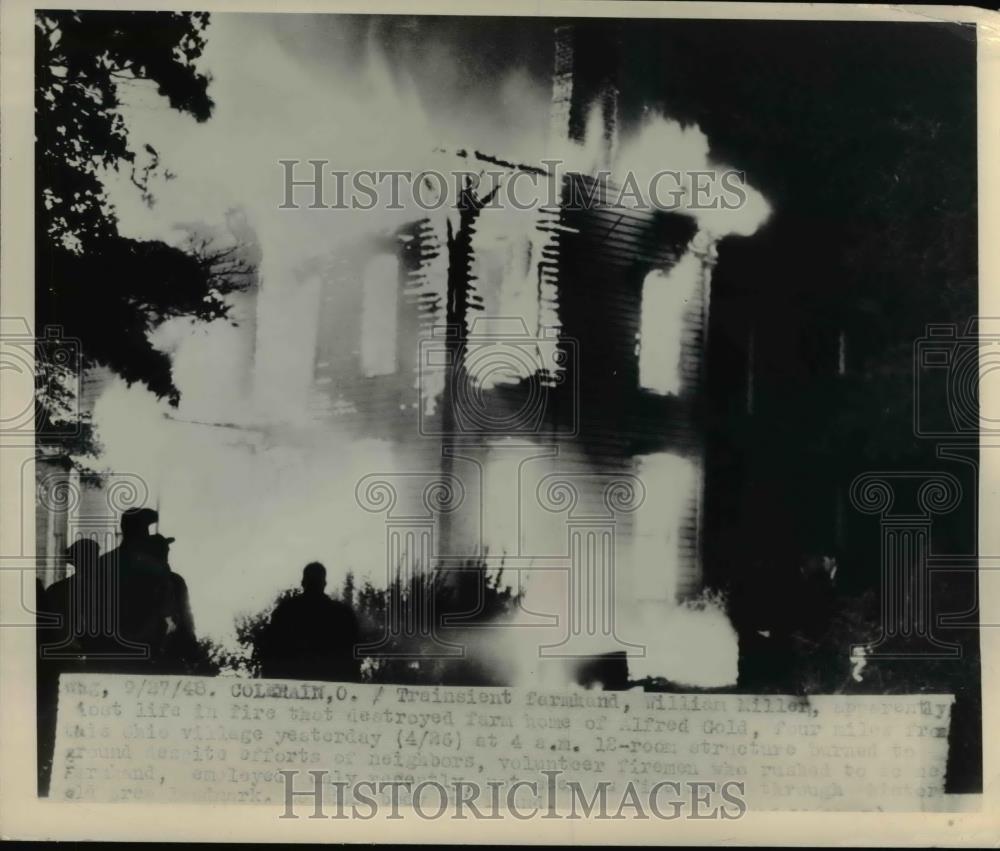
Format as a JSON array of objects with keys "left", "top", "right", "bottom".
[{"left": 85, "top": 16, "right": 762, "bottom": 690}]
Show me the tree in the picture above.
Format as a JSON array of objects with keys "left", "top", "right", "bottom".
[{"left": 34, "top": 11, "right": 251, "bottom": 459}]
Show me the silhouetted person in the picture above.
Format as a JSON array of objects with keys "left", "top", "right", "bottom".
[
  {"left": 97, "top": 507, "right": 173, "bottom": 666},
  {"left": 36, "top": 578, "right": 58, "bottom": 796},
  {"left": 38, "top": 539, "right": 109, "bottom": 795},
  {"left": 789, "top": 553, "right": 842, "bottom": 691},
  {"left": 45, "top": 538, "right": 103, "bottom": 657},
  {"left": 146, "top": 534, "right": 202, "bottom": 671},
  {"left": 731, "top": 554, "right": 797, "bottom": 692},
  {"left": 260, "top": 562, "right": 360, "bottom": 682},
  {"left": 796, "top": 554, "right": 838, "bottom": 638}
]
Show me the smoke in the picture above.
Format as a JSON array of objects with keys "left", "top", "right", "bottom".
[
  {"left": 87, "top": 16, "right": 760, "bottom": 690},
  {"left": 613, "top": 112, "right": 772, "bottom": 238},
  {"left": 88, "top": 374, "right": 397, "bottom": 646},
  {"left": 94, "top": 15, "right": 473, "bottom": 642},
  {"left": 626, "top": 596, "right": 739, "bottom": 687}
]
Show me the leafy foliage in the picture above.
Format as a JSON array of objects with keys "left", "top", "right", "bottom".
[
  {"left": 35, "top": 11, "right": 252, "bottom": 462},
  {"left": 36, "top": 11, "right": 213, "bottom": 247}
]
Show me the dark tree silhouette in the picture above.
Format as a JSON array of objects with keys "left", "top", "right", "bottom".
[{"left": 35, "top": 11, "right": 251, "bottom": 460}]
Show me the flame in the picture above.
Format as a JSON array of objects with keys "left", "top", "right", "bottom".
[{"left": 84, "top": 19, "right": 757, "bottom": 691}]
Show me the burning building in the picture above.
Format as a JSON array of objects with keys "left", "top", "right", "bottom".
[
  {"left": 303, "top": 23, "right": 757, "bottom": 665},
  {"left": 36, "top": 20, "right": 767, "bottom": 679}
]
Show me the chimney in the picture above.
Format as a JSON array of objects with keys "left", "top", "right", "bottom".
[
  {"left": 549, "top": 24, "right": 576, "bottom": 147},
  {"left": 549, "top": 24, "right": 620, "bottom": 171}
]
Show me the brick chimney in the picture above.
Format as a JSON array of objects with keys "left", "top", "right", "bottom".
[{"left": 550, "top": 24, "right": 619, "bottom": 172}]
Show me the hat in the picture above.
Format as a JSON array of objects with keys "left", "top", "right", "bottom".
[
  {"left": 65, "top": 538, "right": 100, "bottom": 567},
  {"left": 145, "top": 533, "right": 176, "bottom": 554},
  {"left": 120, "top": 507, "right": 158, "bottom": 536}
]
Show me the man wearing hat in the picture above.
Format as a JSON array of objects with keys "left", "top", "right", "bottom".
[
  {"left": 36, "top": 536, "right": 102, "bottom": 793},
  {"left": 97, "top": 506, "right": 174, "bottom": 666},
  {"left": 44, "top": 537, "right": 103, "bottom": 655},
  {"left": 144, "top": 533, "right": 201, "bottom": 671}
]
